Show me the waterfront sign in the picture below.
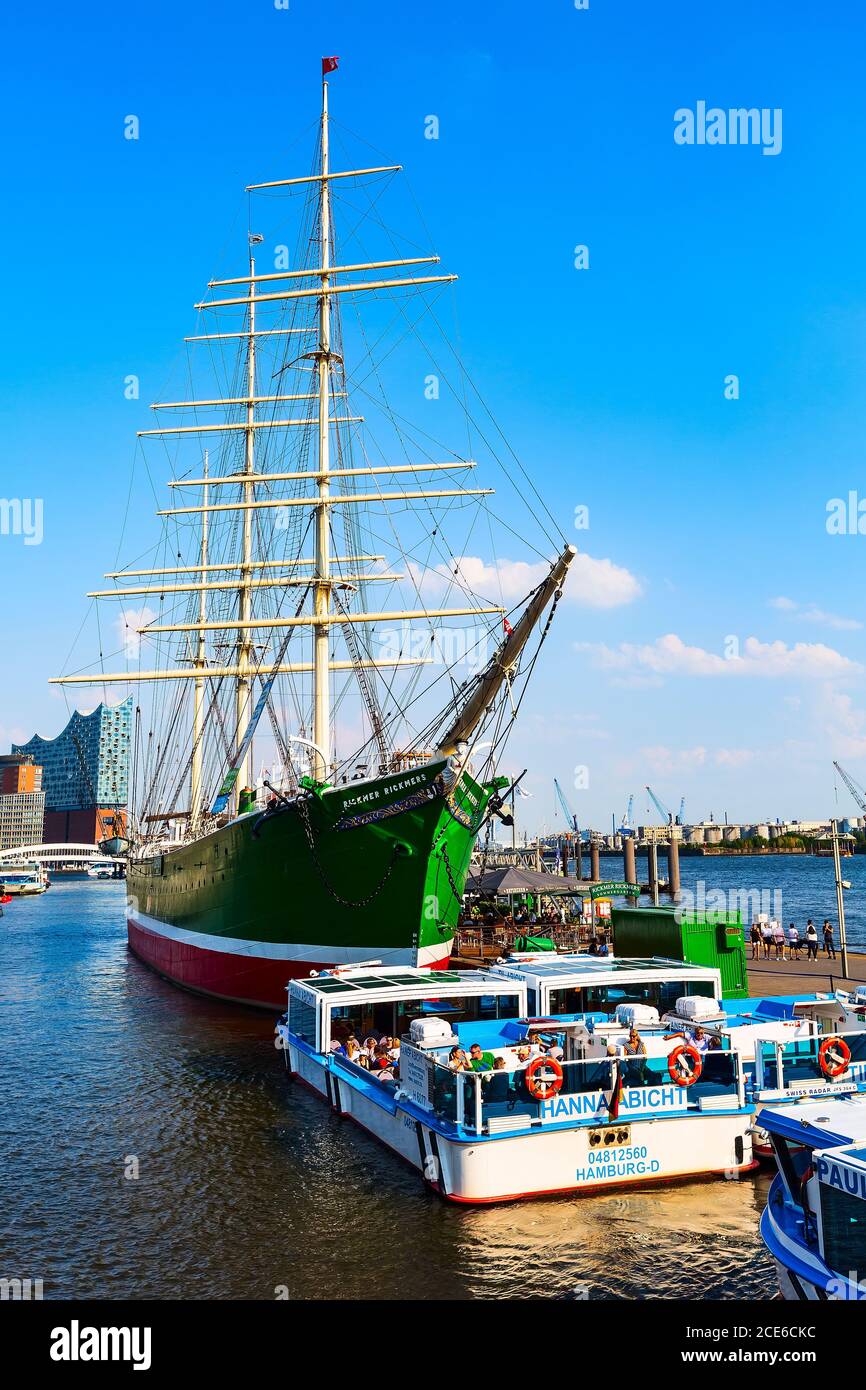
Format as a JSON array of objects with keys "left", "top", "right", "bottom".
[{"left": 589, "top": 881, "right": 641, "bottom": 901}]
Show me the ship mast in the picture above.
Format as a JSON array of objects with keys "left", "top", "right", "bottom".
[
  {"left": 312, "top": 78, "right": 332, "bottom": 781},
  {"left": 236, "top": 246, "right": 258, "bottom": 801},
  {"left": 190, "top": 450, "right": 209, "bottom": 828}
]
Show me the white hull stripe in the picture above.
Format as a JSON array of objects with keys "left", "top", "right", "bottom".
[{"left": 127, "top": 905, "right": 451, "bottom": 969}]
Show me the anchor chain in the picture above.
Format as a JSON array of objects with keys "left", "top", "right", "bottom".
[{"left": 295, "top": 792, "right": 400, "bottom": 909}]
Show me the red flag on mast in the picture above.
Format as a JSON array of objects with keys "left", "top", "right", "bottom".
[{"left": 322, "top": 56, "right": 340, "bottom": 76}]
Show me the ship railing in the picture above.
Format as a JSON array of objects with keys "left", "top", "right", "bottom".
[
  {"left": 754, "top": 1025, "right": 866, "bottom": 1093},
  {"left": 425, "top": 1049, "right": 747, "bottom": 1134}
]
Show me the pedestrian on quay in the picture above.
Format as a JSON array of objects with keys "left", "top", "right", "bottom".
[
  {"left": 750, "top": 921, "right": 761, "bottom": 959},
  {"left": 823, "top": 919, "right": 837, "bottom": 960},
  {"left": 804, "top": 920, "right": 819, "bottom": 960},
  {"left": 761, "top": 920, "right": 773, "bottom": 959},
  {"left": 772, "top": 920, "right": 786, "bottom": 960},
  {"left": 787, "top": 922, "right": 800, "bottom": 960}
]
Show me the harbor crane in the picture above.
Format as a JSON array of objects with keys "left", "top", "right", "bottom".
[
  {"left": 618, "top": 793, "right": 635, "bottom": 838},
  {"left": 832, "top": 760, "right": 866, "bottom": 817},
  {"left": 645, "top": 785, "right": 684, "bottom": 826},
  {"left": 553, "top": 777, "right": 584, "bottom": 876},
  {"left": 553, "top": 777, "right": 579, "bottom": 834}
]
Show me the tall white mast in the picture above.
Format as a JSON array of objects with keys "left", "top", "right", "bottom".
[
  {"left": 312, "top": 77, "right": 332, "bottom": 781},
  {"left": 190, "top": 449, "right": 209, "bottom": 828},
  {"left": 235, "top": 247, "right": 257, "bottom": 800}
]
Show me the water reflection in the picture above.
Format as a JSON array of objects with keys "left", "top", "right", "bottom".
[{"left": 0, "top": 882, "right": 776, "bottom": 1300}]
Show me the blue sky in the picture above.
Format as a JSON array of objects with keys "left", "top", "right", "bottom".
[{"left": 2, "top": 0, "right": 866, "bottom": 832}]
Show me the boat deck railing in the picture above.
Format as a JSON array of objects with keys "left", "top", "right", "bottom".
[
  {"left": 755, "top": 1025, "right": 866, "bottom": 1092},
  {"left": 414, "top": 1048, "right": 747, "bottom": 1134}
]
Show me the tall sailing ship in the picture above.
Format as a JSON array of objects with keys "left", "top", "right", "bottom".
[{"left": 53, "top": 66, "right": 575, "bottom": 1008}]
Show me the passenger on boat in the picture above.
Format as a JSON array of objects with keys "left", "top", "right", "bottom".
[
  {"left": 623, "top": 1027, "right": 647, "bottom": 1084},
  {"left": 449, "top": 1046, "right": 469, "bottom": 1071},
  {"left": 468, "top": 1042, "right": 497, "bottom": 1071},
  {"left": 481, "top": 1056, "right": 512, "bottom": 1105},
  {"left": 689, "top": 1026, "right": 709, "bottom": 1054},
  {"left": 329, "top": 1038, "right": 347, "bottom": 1056}
]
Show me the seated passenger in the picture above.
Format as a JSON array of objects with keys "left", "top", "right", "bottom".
[
  {"left": 449, "top": 1046, "right": 469, "bottom": 1071},
  {"left": 482, "top": 1056, "right": 512, "bottom": 1105},
  {"left": 468, "top": 1042, "right": 496, "bottom": 1072},
  {"left": 329, "top": 1038, "right": 347, "bottom": 1056}
]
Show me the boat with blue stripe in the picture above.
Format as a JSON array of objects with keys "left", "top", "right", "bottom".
[
  {"left": 275, "top": 953, "right": 866, "bottom": 1203},
  {"left": 759, "top": 1095, "right": 866, "bottom": 1300}
]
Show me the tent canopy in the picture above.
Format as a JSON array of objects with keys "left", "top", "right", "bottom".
[{"left": 464, "top": 866, "right": 591, "bottom": 897}]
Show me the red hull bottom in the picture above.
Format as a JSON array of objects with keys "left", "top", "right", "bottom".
[{"left": 127, "top": 917, "right": 450, "bottom": 1010}]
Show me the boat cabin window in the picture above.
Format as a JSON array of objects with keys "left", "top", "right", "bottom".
[
  {"left": 288, "top": 994, "right": 318, "bottom": 1047},
  {"left": 328, "top": 992, "right": 521, "bottom": 1046},
  {"left": 547, "top": 979, "right": 715, "bottom": 1019},
  {"left": 821, "top": 1182, "right": 865, "bottom": 1274},
  {"left": 770, "top": 1135, "right": 807, "bottom": 1201}
]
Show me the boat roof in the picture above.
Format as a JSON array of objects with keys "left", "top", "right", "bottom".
[
  {"left": 491, "top": 953, "right": 720, "bottom": 986},
  {"left": 291, "top": 965, "right": 523, "bottom": 1004},
  {"left": 759, "top": 1095, "right": 866, "bottom": 1149}
]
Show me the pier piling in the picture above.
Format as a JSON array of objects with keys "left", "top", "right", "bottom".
[
  {"left": 623, "top": 836, "right": 637, "bottom": 889},
  {"left": 667, "top": 838, "right": 681, "bottom": 897}
]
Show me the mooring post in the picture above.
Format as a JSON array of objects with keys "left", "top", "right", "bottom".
[
  {"left": 667, "top": 837, "right": 681, "bottom": 897},
  {"left": 623, "top": 836, "right": 637, "bottom": 889}
]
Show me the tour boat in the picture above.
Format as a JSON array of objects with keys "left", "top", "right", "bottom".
[
  {"left": 489, "top": 954, "right": 866, "bottom": 1156},
  {"left": 0, "top": 866, "right": 48, "bottom": 896},
  {"left": 51, "top": 65, "right": 575, "bottom": 1008},
  {"left": 276, "top": 956, "right": 760, "bottom": 1203},
  {"left": 759, "top": 1095, "right": 866, "bottom": 1300}
]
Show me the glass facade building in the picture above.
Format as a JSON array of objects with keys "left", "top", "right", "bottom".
[{"left": 13, "top": 698, "right": 132, "bottom": 812}]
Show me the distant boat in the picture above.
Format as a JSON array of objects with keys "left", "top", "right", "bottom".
[{"left": 0, "top": 865, "right": 48, "bottom": 896}]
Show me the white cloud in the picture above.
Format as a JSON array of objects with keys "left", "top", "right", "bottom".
[
  {"left": 115, "top": 606, "right": 158, "bottom": 660},
  {"left": 577, "top": 632, "right": 861, "bottom": 680},
  {"left": 411, "top": 552, "right": 641, "bottom": 609},
  {"left": 768, "top": 596, "right": 861, "bottom": 631}
]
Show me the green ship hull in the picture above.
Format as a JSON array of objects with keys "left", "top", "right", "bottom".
[{"left": 127, "top": 759, "right": 491, "bottom": 1008}]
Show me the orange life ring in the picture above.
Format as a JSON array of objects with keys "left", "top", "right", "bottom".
[
  {"left": 819, "top": 1035, "right": 851, "bottom": 1078},
  {"left": 525, "top": 1054, "right": 564, "bottom": 1100},
  {"left": 668, "top": 1043, "right": 703, "bottom": 1087}
]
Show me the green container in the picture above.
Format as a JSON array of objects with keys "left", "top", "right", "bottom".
[
  {"left": 514, "top": 934, "right": 556, "bottom": 953},
  {"left": 611, "top": 905, "right": 748, "bottom": 999}
]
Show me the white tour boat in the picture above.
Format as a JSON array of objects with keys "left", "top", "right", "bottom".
[{"left": 276, "top": 957, "right": 759, "bottom": 1203}]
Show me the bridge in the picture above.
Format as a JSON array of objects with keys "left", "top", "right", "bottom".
[{"left": 0, "top": 843, "right": 119, "bottom": 870}]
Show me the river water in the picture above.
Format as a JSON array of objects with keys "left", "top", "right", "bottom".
[{"left": 4, "top": 856, "right": 860, "bottom": 1301}]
